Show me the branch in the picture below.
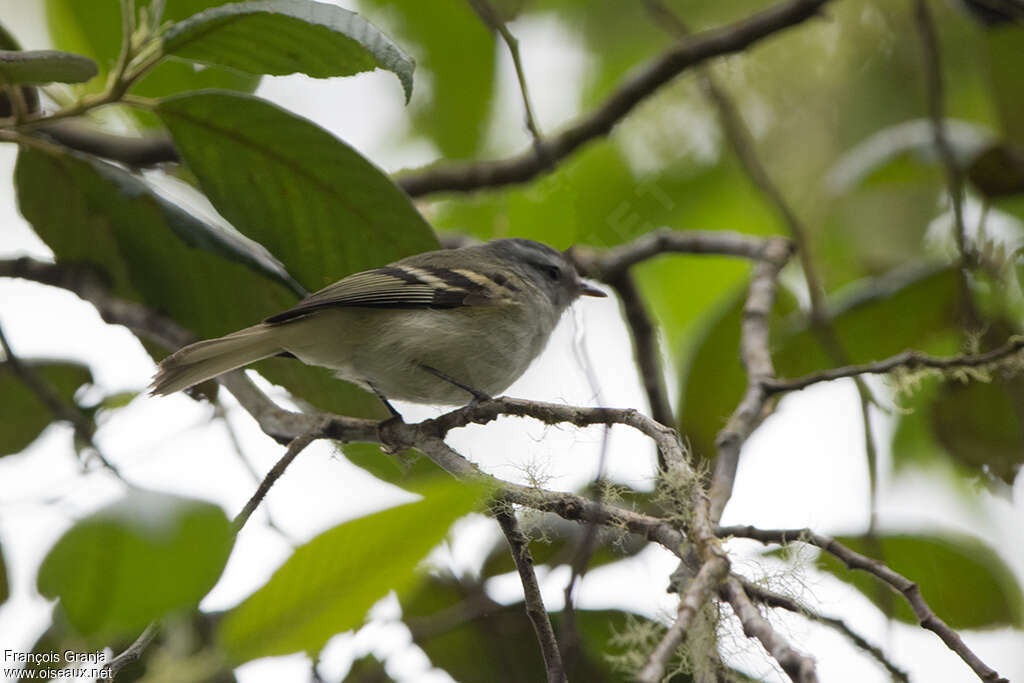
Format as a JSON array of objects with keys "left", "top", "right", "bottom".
[
  {"left": 494, "top": 507, "right": 566, "bottom": 683},
  {"left": 637, "top": 557, "right": 730, "bottom": 683},
  {"left": 101, "top": 622, "right": 158, "bottom": 682},
  {"left": 37, "top": 120, "right": 179, "bottom": 166},
  {"left": 721, "top": 577, "right": 819, "bottom": 683},
  {"left": 643, "top": 0, "right": 887, "bottom": 529},
  {"left": 395, "top": 0, "right": 833, "bottom": 197},
  {"left": 709, "top": 238, "right": 793, "bottom": 519},
  {"left": 741, "top": 580, "right": 910, "bottom": 682},
  {"left": 763, "top": 337, "right": 1024, "bottom": 394},
  {"left": 466, "top": 0, "right": 545, "bottom": 153},
  {"left": 717, "top": 525, "right": 1010, "bottom": 683},
  {"left": 232, "top": 424, "right": 323, "bottom": 533},
  {"left": 914, "top": 0, "right": 968, "bottom": 262},
  {"left": 0, "top": 321, "right": 124, "bottom": 479}
]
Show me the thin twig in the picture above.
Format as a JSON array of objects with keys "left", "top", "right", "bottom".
[
  {"left": 396, "top": 0, "right": 833, "bottom": 197},
  {"left": 101, "top": 622, "right": 158, "bottom": 682},
  {"left": 718, "top": 525, "right": 1009, "bottom": 683},
  {"left": 232, "top": 425, "right": 322, "bottom": 533},
  {"left": 721, "top": 577, "right": 819, "bottom": 682},
  {"left": 466, "top": 0, "right": 545, "bottom": 154},
  {"left": 741, "top": 580, "right": 910, "bottom": 682},
  {"left": 637, "top": 557, "right": 730, "bottom": 683},
  {"left": 762, "top": 337, "right": 1024, "bottom": 393},
  {"left": 605, "top": 271, "right": 674, "bottom": 433},
  {"left": 494, "top": 507, "right": 566, "bottom": 683},
  {"left": 214, "top": 401, "right": 295, "bottom": 542}
]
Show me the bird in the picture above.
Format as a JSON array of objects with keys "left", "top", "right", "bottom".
[{"left": 150, "top": 238, "right": 606, "bottom": 406}]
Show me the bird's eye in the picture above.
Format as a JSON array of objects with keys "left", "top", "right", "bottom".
[{"left": 540, "top": 264, "right": 560, "bottom": 281}]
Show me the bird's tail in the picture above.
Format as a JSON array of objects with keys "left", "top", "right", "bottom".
[{"left": 150, "top": 324, "right": 281, "bottom": 395}]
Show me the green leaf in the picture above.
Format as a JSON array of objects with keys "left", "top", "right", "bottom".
[
  {"left": 37, "top": 489, "right": 233, "bottom": 640},
  {"left": 404, "top": 574, "right": 641, "bottom": 682},
  {"left": 45, "top": 0, "right": 259, "bottom": 126},
  {"left": 358, "top": 0, "right": 495, "bottom": 158},
  {"left": 679, "top": 267, "right": 960, "bottom": 459},
  {"left": 0, "top": 360, "right": 92, "bottom": 457},
  {"left": 14, "top": 145, "right": 377, "bottom": 416},
  {"left": 812, "top": 532, "right": 1024, "bottom": 630},
  {"left": 0, "top": 49, "right": 97, "bottom": 84},
  {"left": 892, "top": 372, "right": 1024, "bottom": 488},
  {"left": 156, "top": 91, "right": 438, "bottom": 293},
  {"left": 20, "top": 146, "right": 302, "bottom": 295},
  {"left": 163, "top": 0, "right": 414, "bottom": 102},
  {"left": 217, "top": 478, "right": 484, "bottom": 663}
]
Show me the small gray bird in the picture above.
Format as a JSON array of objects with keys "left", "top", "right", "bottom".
[{"left": 150, "top": 238, "right": 606, "bottom": 405}]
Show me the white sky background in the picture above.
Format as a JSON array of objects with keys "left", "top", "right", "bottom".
[{"left": 1, "top": 1, "right": 1023, "bottom": 682}]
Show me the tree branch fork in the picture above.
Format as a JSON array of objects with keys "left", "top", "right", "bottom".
[{"left": 1, "top": 225, "right": 1011, "bottom": 683}]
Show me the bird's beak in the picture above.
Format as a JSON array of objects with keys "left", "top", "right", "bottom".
[{"left": 579, "top": 281, "right": 607, "bottom": 297}]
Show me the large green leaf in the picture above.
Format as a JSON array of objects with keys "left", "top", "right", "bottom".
[
  {"left": 403, "top": 574, "right": 649, "bottom": 682},
  {"left": 45, "top": 0, "right": 258, "bottom": 125},
  {"left": 358, "top": 0, "right": 495, "bottom": 158},
  {"left": 163, "top": 0, "right": 413, "bottom": 101},
  {"left": 892, "top": 372, "right": 1024, "bottom": 488},
  {"left": 0, "top": 49, "right": 97, "bottom": 85},
  {"left": 156, "top": 91, "right": 438, "bottom": 292},
  {"left": 217, "top": 478, "right": 484, "bottom": 663},
  {"left": 812, "top": 533, "right": 1024, "bottom": 630},
  {"left": 37, "top": 489, "right": 233, "bottom": 640},
  {"left": 14, "top": 145, "right": 379, "bottom": 416},
  {"left": 0, "top": 360, "right": 92, "bottom": 457},
  {"left": 679, "top": 267, "right": 960, "bottom": 459}
]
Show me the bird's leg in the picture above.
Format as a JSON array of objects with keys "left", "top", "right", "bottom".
[{"left": 419, "top": 364, "right": 493, "bottom": 405}]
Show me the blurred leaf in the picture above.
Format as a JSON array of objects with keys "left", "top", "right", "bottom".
[
  {"left": 893, "top": 371, "right": 1024, "bottom": 488},
  {"left": 967, "top": 142, "right": 1024, "bottom": 198},
  {"left": 358, "top": 0, "right": 494, "bottom": 158},
  {"left": 217, "top": 478, "right": 485, "bottom": 663},
  {"left": 984, "top": 26, "right": 1024, "bottom": 146},
  {"left": 14, "top": 145, "right": 378, "bottom": 416},
  {"left": 0, "top": 359, "right": 92, "bottom": 457},
  {"left": 340, "top": 443, "right": 449, "bottom": 494},
  {"left": 162, "top": 0, "right": 414, "bottom": 102},
  {"left": 0, "top": 542, "right": 7, "bottom": 606},
  {"left": 156, "top": 91, "right": 438, "bottom": 293},
  {"left": 37, "top": 489, "right": 233, "bottom": 640},
  {"left": 678, "top": 286, "right": 798, "bottom": 460},
  {"left": 404, "top": 574, "right": 642, "bottom": 682},
  {"left": 45, "top": 0, "right": 258, "bottom": 125},
  {"left": 775, "top": 267, "right": 962, "bottom": 377},
  {"left": 811, "top": 532, "right": 1024, "bottom": 630},
  {"left": 0, "top": 19, "right": 23, "bottom": 50},
  {"left": 827, "top": 120, "right": 991, "bottom": 194},
  {"left": 680, "top": 267, "right": 960, "bottom": 459},
  {"left": 0, "top": 49, "right": 96, "bottom": 84}
]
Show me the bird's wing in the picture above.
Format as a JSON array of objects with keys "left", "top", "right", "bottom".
[{"left": 264, "top": 265, "right": 521, "bottom": 324}]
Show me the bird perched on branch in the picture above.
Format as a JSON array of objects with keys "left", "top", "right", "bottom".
[{"left": 150, "top": 238, "right": 605, "bottom": 406}]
